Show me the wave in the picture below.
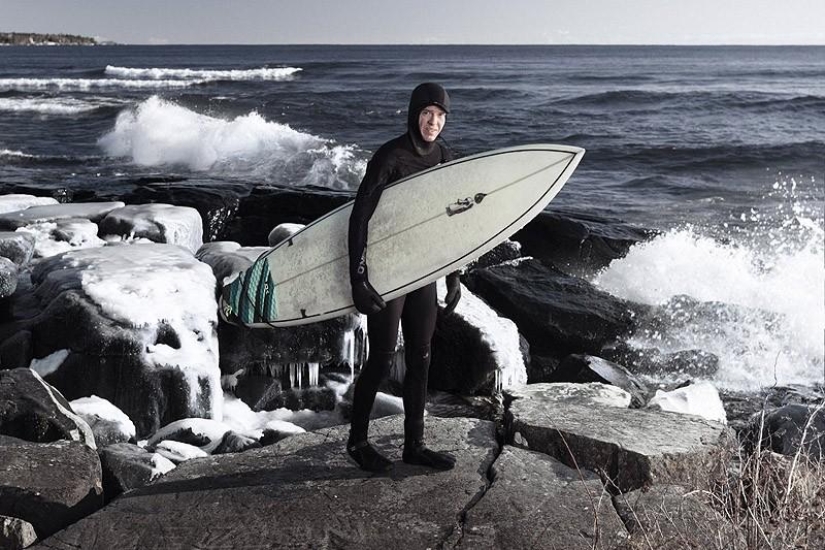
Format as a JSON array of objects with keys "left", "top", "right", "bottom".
[
  {"left": 0, "top": 148, "right": 37, "bottom": 159},
  {"left": 97, "top": 96, "right": 365, "bottom": 189},
  {"left": 0, "top": 96, "right": 120, "bottom": 115},
  {"left": 104, "top": 65, "right": 302, "bottom": 81},
  {"left": 0, "top": 78, "right": 205, "bottom": 90},
  {"left": 593, "top": 191, "right": 824, "bottom": 390}
]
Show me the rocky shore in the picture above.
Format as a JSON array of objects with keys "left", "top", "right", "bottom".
[
  {"left": 0, "top": 185, "right": 823, "bottom": 549},
  {"left": 0, "top": 33, "right": 98, "bottom": 46}
]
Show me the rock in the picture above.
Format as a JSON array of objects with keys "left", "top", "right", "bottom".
[
  {"left": 0, "top": 194, "right": 58, "bottom": 215},
  {"left": 0, "top": 439, "right": 103, "bottom": 539},
  {"left": 0, "top": 201, "right": 124, "bottom": 230},
  {"left": 152, "top": 440, "right": 210, "bottom": 464},
  {"left": 10, "top": 244, "right": 221, "bottom": 437},
  {"left": 603, "top": 345, "right": 720, "bottom": 379},
  {"left": 512, "top": 209, "right": 653, "bottom": 277},
  {"left": 16, "top": 218, "right": 105, "bottom": 259},
  {"left": 647, "top": 381, "right": 728, "bottom": 425},
  {"left": 231, "top": 373, "right": 284, "bottom": 411},
  {"left": 213, "top": 431, "right": 261, "bottom": 454},
  {"left": 34, "top": 416, "right": 498, "bottom": 550},
  {"left": 260, "top": 420, "right": 306, "bottom": 445},
  {"left": 263, "top": 385, "right": 337, "bottom": 412},
  {"left": 464, "top": 258, "right": 638, "bottom": 366},
  {"left": 614, "top": 484, "right": 744, "bottom": 549},
  {"left": 147, "top": 418, "right": 231, "bottom": 451},
  {"left": 506, "top": 383, "right": 733, "bottom": 492},
  {"left": 99, "top": 203, "right": 204, "bottom": 253},
  {"left": 431, "top": 280, "right": 527, "bottom": 394},
  {"left": 506, "top": 382, "right": 632, "bottom": 410},
  {"left": 425, "top": 391, "right": 503, "bottom": 423},
  {"left": 0, "top": 231, "right": 36, "bottom": 265},
  {"left": 113, "top": 181, "right": 244, "bottom": 242},
  {"left": 0, "top": 331, "right": 33, "bottom": 371},
  {"left": 552, "top": 354, "right": 651, "bottom": 407},
  {"left": 463, "top": 239, "right": 523, "bottom": 271},
  {"left": 458, "top": 446, "right": 628, "bottom": 549},
  {"left": 267, "top": 222, "right": 304, "bottom": 246},
  {"left": 0, "top": 515, "right": 38, "bottom": 550},
  {"left": 221, "top": 184, "right": 351, "bottom": 245},
  {"left": 761, "top": 404, "right": 825, "bottom": 460},
  {"left": 69, "top": 396, "right": 137, "bottom": 446},
  {"left": 0, "top": 368, "right": 95, "bottom": 449},
  {"left": 0, "top": 256, "right": 18, "bottom": 298},
  {"left": 196, "top": 241, "right": 270, "bottom": 287},
  {"left": 98, "top": 442, "right": 175, "bottom": 501}
]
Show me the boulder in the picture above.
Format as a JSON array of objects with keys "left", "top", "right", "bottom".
[
  {"left": 98, "top": 203, "right": 204, "bottom": 253},
  {"left": 0, "top": 515, "right": 37, "bottom": 550},
  {"left": 69, "top": 396, "right": 136, "bottom": 446},
  {"left": 506, "top": 382, "right": 632, "bottom": 410},
  {"left": 464, "top": 258, "right": 638, "bottom": 368},
  {"left": 646, "top": 381, "right": 728, "bottom": 425},
  {"left": 602, "top": 345, "right": 720, "bottom": 379},
  {"left": 512, "top": 209, "right": 653, "bottom": 277},
  {"left": 267, "top": 222, "right": 304, "bottom": 246},
  {"left": 613, "top": 484, "right": 744, "bottom": 549},
  {"left": 0, "top": 194, "right": 58, "bottom": 215},
  {"left": 761, "top": 404, "right": 825, "bottom": 460},
  {"left": 431, "top": 280, "right": 527, "bottom": 394},
  {"left": 552, "top": 354, "right": 651, "bottom": 407},
  {"left": 35, "top": 416, "right": 499, "bottom": 550},
  {"left": 196, "top": 241, "right": 270, "bottom": 287},
  {"left": 5, "top": 244, "right": 221, "bottom": 437},
  {"left": 458, "top": 446, "right": 628, "bottom": 549},
  {"left": 0, "top": 256, "right": 18, "bottom": 299},
  {"left": 221, "top": 184, "right": 351, "bottom": 245},
  {"left": 0, "top": 368, "right": 95, "bottom": 448},
  {"left": 16, "top": 218, "right": 105, "bottom": 259},
  {"left": 0, "top": 439, "right": 103, "bottom": 539},
  {"left": 0, "top": 201, "right": 124, "bottom": 230},
  {"left": 98, "top": 442, "right": 175, "bottom": 501},
  {"left": 0, "top": 231, "right": 36, "bottom": 265},
  {"left": 506, "top": 383, "right": 733, "bottom": 492}
]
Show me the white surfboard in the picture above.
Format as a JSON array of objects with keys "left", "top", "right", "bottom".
[{"left": 222, "top": 144, "right": 584, "bottom": 327}]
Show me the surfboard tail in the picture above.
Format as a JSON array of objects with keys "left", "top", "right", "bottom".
[{"left": 219, "top": 261, "right": 278, "bottom": 327}]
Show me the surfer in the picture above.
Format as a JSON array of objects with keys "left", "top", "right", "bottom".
[{"left": 346, "top": 82, "right": 461, "bottom": 472}]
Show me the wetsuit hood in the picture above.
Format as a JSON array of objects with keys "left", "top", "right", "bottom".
[{"left": 407, "top": 82, "right": 450, "bottom": 156}]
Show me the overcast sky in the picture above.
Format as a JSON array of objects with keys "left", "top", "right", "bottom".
[{"left": 2, "top": 0, "right": 823, "bottom": 45}]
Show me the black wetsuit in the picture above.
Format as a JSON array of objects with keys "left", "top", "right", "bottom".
[
  {"left": 347, "top": 83, "right": 457, "bottom": 471},
  {"left": 348, "top": 133, "right": 453, "bottom": 447}
]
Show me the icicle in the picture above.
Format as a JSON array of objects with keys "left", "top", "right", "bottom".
[
  {"left": 288, "top": 363, "right": 295, "bottom": 388},
  {"left": 309, "top": 362, "right": 319, "bottom": 387}
]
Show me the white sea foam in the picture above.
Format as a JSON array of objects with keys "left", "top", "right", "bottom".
[
  {"left": 98, "top": 96, "right": 366, "bottom": 188},
  {"left": 0, "top": 97, "right": 102, "bottom": 114},
  {"left": 104, "top": 65, "right": 302, "bottom": 81},
  {"left": 594, "top": 184, "right": 824, "bottom": 390},
  {"left": 0, "top": 148, "right": 37, "bottom": 159},
  {"left": 0, "top": 78, "right": 203, "bottom": 90}
]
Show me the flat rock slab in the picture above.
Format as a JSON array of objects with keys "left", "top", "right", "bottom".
[
  {"left": 459, "top": 446, "right": 628, "bottom": 550},
  {"left": 507, "top": 387, "right": 733, "bottom": 492},
  {"left": 36, "top": 416, "right": 498, "bottom": 550}
]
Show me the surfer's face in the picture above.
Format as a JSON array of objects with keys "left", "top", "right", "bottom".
[{"left": 418, "top": 105, "right": 446, "bottom": 142}]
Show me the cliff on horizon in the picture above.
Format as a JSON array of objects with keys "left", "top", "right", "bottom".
[{"left": 0, "top": 32, "right": 98, "bottom": 45}]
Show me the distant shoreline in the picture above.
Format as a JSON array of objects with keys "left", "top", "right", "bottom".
[{"left": 0, "top": 32, "right": 102, "bottom": 46}]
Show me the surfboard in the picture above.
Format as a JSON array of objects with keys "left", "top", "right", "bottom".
[{"left": 221, "top": 143, "right": 584, "bottom": 327}]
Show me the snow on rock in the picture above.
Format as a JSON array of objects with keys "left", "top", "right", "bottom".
[
  {"left": 268, "top": 223, "right": 304, "bottom": 246},
  {"left": 0, "top": 230, "right": 36, "bottom": 265},
  {"left": 152, "top": 440, "right": 209, "bottom": 464},
  {"left": 17, "top": 218, "right": 106, "bottom": 258},
  {"left": 506, "top": 382, "right": 633, "bottom": 410},
  {"left": 0, "top": 193, "right": 58, "bottom": 215},
  {"left": 0, "top": 256, "right": 17, "bottom": 298},
  {"left": 196, "top": 241, "right": 270, "bottom": 286},
  {"left": 17, "top": 243, "right": 221, "bottom": 437},
  {"left": 0, "top": 201, "right": 124, "bottom": 230},
  {"left": 147, "top": 418, "right": 231, "bottom": 452},
  {"left": 646, "top": 381, "right": 728, "bottom": 425},
  {"left": 70, "top": 395, "right": 137, "bottom": 445},
  {"left": 430, "top": 279, "right": 527, "bottom": 393},
  {"left": 99, "top": 203, "right": 204, "bottom": 253}
]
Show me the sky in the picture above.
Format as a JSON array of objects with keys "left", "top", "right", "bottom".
[{"left": 1, "top": 0, "right": 823, "bottom": 46}]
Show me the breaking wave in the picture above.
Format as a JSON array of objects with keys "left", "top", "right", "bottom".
[
  {"left": 98, "top": 96, "right": 365, "bottom": 189},
  {"left": 104, "top": 65, "right": 302, "bottom": 81}
]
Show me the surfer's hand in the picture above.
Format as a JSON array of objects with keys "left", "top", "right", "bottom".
[
  {"left": 444, "top": 272, "right": 461, "bottom": 315},
  {"left": 352, "top": 279, "right": 386, "bottom": 315}
]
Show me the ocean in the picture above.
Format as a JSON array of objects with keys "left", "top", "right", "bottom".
[{"left": 0, "top": 44, "right": 822, "bottom": 391}]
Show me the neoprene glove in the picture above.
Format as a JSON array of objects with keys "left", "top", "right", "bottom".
[
  {"left": 351, "top": 264, "right": 386, "bottom": 315},
  {"left": 444, "top": 271, "right": 461, "bottom": 315}
]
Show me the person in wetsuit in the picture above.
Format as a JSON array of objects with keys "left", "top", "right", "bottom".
[{"left": 346, "top": 82, "right": 461, "bottom": 472}]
